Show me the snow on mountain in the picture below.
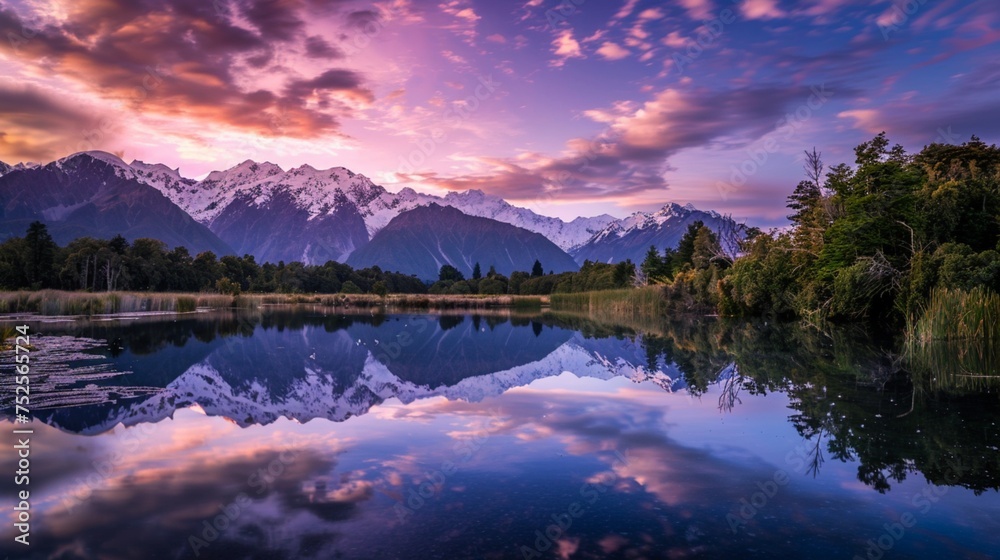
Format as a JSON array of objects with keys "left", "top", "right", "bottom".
[
  {"left": 47, "top": 332, "right": 692, "bottom": 435},
  {"left": 572, "top": 202, "right": 735, "bottom": 265},
  {"left": 55, "top": 151, "right": 137, "bottom": 179},
  {"left": 123, "top": 156, "right": 615, "bottom": 252},
  {"left": 129, "top": 159, "right": 196, "bottom": 199},
  {"left": 9, "top": 151, "right": 737, "bottom": 264}
]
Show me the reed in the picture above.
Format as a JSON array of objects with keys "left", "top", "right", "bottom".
[
  {"left": 550, "top": 287, "right": 664, "bottom": 325},
  {"left": 904, "top": 287, "right": 1000, "bottom": 397},
  {"left": 0, "top": 290, "right": 551, "bottom": 316},
  {"left": 0, "top": 325, "right": 15, "bottom": 350},
  {"left": 907, "top": 287, "right": 1000, "bottom": 345}
]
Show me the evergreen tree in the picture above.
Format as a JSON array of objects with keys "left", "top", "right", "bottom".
[
  {"left": 24, "top": 221, "right": 57, "bottom": 288},
  {"left": 439, "top": 264, "right": 464, "bottom": 282},
  {"left": 531, "top": 259, "right": 544, "bottom": 277},
  {"left": 472, "top": 262, "right": 482, "bottom": 280}
]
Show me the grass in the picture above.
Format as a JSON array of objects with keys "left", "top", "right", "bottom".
[
  {"left": 0, "top": 290, "right": 550, "bottom": 317},
  {"left": 0, "top": 325, "right": 15, "bottom": 350},
  {"left": 907, "top": 287, "right": 1000, "bottom": 344},
  {"left": 0, "top": 290, "right": 251, "bottom": 316},
  {"left": 905, "top": 287, "right": 1000, "bottom": 396},
  {"left": 550, "top": 287, "right": 664, "bottom": 325}
]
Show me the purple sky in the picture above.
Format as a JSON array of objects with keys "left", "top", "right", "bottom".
[{"left": 1, "top": 0, "right": 998, "bottom": 226}]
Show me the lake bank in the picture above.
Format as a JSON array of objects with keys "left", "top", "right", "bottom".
[{"left": 0, "top": 290, "right": 549, "bottom": 318}]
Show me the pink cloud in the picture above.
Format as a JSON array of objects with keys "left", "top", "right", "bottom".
[
  {"left": 742, "top": 0, "right": 786, "bottom": 20},
  {"left": 597, "top": 42, "right": 631, "bottom": 61}
]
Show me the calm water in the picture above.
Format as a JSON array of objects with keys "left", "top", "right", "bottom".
[{"left": 1, "top": 308, "right": 998, "bottom": 560}]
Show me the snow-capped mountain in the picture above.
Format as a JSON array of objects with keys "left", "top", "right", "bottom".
[
  {"left": 34, "top": 327, "right": 692, "bottom": 436},
  {"left": 571, "top": 202, "right": 740, "bottom": 265},
  {"left": 130, "top": 156, "right": 615, "bottom": 253},
  {"left": 129, "top": 159, "right": 197, "bottom": 198},
  {"left": 3, "top": 150, "right": 736, "bottom": 268},
  {"left": 0, "top": 151, "right": 232, "bottom": 255}
]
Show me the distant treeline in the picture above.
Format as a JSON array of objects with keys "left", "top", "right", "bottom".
[
  {"left": 0, "top": 223, "right": 702, "bottom": 296},
  {"left": 0, "top": 226, "right": 426, "bottom": 295}
]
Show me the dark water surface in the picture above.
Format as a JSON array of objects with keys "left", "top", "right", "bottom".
[{"left": 1, "top": 308, "right": 998, "bottom": 559}]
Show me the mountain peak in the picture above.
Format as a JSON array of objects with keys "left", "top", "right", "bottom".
[{"left": 61, "top": 150, "right": 130, "bottom": 169}]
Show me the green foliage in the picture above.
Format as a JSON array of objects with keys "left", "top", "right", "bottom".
[
  {"left": 612, "top": 260, "right": 635, "bottom": 288},
  {"left": 24, "top": 221, "right": 58, "bottom": 289},
  {"left": 531, "top": 259, "right": 544, "bottom": 278},
  {"left": 439, "top": 264, "right": 464, "bottom": 283},
  {"left": 719, "top": 233, "right": 797, "bottom": 317},
  {"left": 641, "top": 246, "right": 673, "bottom": 283},
  {"left": 478, "top": 277, "right": 505, "bottom": 295},
  {"left": 713, "top": 133, "right": 1000, "bottom": 328},
  {"left": 215, "top": 277, "right": 241, "bottom": 296},
  {"left": 339, "top": 280, "right": 362, "bottom": 294},
  {"left": 176, "top": 296, "right": 197, "bottom": 313},
  {"left": 0, "top": 224, "right": 428, "bottom": 296},
  {"left": 472, "top": 262, "right": 482, "bottom": 280}
]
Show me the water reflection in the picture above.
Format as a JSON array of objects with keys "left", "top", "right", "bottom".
[{"left": 0, "top": 309, "right": 998, "bottom": 559}]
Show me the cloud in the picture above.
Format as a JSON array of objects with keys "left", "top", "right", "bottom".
[
  {"left": 638, "top": 7, "right": 666, "bottom": 20},
  {"left": 550, "top": 29, "right": 584, "bottom": 67},
  {"left": 285, "top": 69, "right": 374, "bottom": 103},
  {"left": 486, "top": 33, "right": 506, "bottom": 43},
  {"left": 400, "top": 85, "right": 819, "bottom": 203},
  {"left": 0, "top": 0, "right": 376, "bottom": 151},
  {"left": 239, "top": 0, "right": 307, "bottom": 41},
  {"left": 611, "top": 0, "right": 641, "bottom": 23},
  {"left": 837, "top": 109, "right": 883, "bottom": 133},
  {"left": 742, "top": 0, "right": 787, "bottom": 20},
  {"left": 597, "top": 42, "right": 631, "bottom": 60},
  {"left": 0, "top": 85, "right": 118, "bottom": 161},
  {"left": 439, "top": 0, "right": 480, "bottom": 42},
  {"left": 304, "top": 36, "right": 343, "bottom": 59},
  {"left": 678, "top": 0, "right": 715, "bottom": 21}
]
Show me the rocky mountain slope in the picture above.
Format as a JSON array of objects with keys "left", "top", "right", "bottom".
[
  {"left": 0, "top": 152, "right": 233, "bottom": 255},
  {"left": 346, "top": 204, "right": 580, "bottom": 280}
]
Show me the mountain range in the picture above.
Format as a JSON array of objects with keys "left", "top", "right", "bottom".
[
  {"left": 0, "top": 151, "right": 739, "bottom": 280},
  {"left": 23, "top": 313, "right": 708, "bottom": 435}
]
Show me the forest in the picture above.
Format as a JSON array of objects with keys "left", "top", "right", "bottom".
[
  {"left": 643, "top": 134, "right": 1000, "bottom": 330},
  {"left": 2, "top": 133, "right": 997, "bottom": 334}
]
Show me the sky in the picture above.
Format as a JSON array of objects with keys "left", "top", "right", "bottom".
[{"left": 0, "top": 0, "right": 998, "bottom": 226}]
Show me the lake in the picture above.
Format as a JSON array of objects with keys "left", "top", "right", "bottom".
[{"left": 1, "top": 307, "right": 998, "bottom": 559}]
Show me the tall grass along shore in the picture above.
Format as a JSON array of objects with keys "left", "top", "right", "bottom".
[{"left": 0, "top": 290, "right": 546, "bottom": 317}]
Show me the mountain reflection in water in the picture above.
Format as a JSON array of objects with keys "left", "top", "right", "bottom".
[{"left": 0, "top": 308, "right": 997, "bottom": 560}]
